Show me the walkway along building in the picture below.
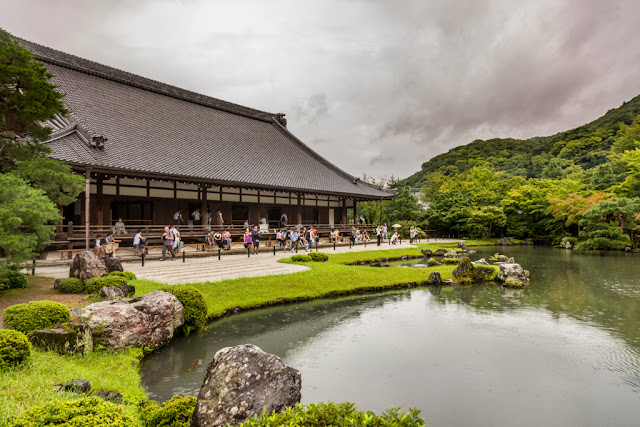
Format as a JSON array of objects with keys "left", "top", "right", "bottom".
[{"left": 18, "top": 38, "right": 392, "bottom": 249}]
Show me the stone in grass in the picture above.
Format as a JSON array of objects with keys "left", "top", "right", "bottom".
[
  {"left": 102, "top": 257, "right": 124, "bottom": 273},
  {"left": 54, "top": 379, "right": 91, "bottom": 393},
  {"left": 433, "top": 248, "right": 448, "bottom": 256},
  {"left": 69, "top": 251, "right": 108, "bottom": 283},
  {"left": 30, "top": 321, "right": 93, "bottom": 354},
  {"left": 444, "top": 250, "right": 458, "bottom": 258},
  {"left": 119, "top": 284, "right": 136, "bottom": 297},
  {"left": 453, "top": 257, "right": 474, "bottom": 277},
  {"left": 421, "top": 248, "right": 432, "bottom": 257},
  {"left": 100, "top": 286, "right": 124, "bottom": 300},
  {"left": 427, "top": 271, "right": 443, "bottom": 285},
  {"left": 473, "top": 258, "right": 489, "bottom": 265},
  {"left": 192, "top": 344, "right": 301, "bottom": 427},
  {"left": 96, "top": 390, "right": 123, "bottom": 404}
]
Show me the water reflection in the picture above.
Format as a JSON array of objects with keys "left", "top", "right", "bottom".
[{"left": 141, "top": 246, "right": 640, "bottom": 427}]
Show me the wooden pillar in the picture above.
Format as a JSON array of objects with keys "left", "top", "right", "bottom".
[
  {"left": 97, "top": 175, "right": 104, "bottom": 226},
  {"left": 353, "top": 199, "right": 357, "bottom": 224},
  {"left": 296, "top": 193, "right": 302, "bottom": 224},
  {"left": 85, "top": 169, "right": 91, "bottom": 250},
  {"left": 201, "top": 184, "right": 208, "bottom": 227}
]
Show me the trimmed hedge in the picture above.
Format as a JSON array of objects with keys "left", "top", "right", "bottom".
[
  {"left": 290, "top": 255, "right": 312, "bottom": 262},
  {"left": 241, "top": 402, "right": 425, "bottom": 427},
  {"left": 108, "top": 271, "right": 137, "bottom": 281},
  {"left": 85, "top": 276, "right": 128, "bottom": 294},
  {"left": 0, "top": 329, "right": 32, "bottom": 371},
  {"left": 141, "top": 395, "right": 196, "bottom": 427},
  {"left": 308, "top": 252, "right": 329, "bottom": 262},
  {"left": 57, "top": 278, "right": 85, "bottom": 294},
  {"left": 8, "top": 397, "right": 136, "bottom": 426},
  {"left": 0, "top": 269, "right": 28, "bottom": 291},
  {"left": 161, "top": 286, "right": 208, "bottom": 335},
  {"left": 2, "top": 301, "right": 70, "bottom": 335}
]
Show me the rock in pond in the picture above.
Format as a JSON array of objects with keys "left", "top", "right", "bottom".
[
  {"left": 444, "top": 250, "right": 458, "bottom": 258},
  {"left": 473, "top": 258, "right": 489, "bottom": 265},
  {"left": 30, "top": 321, "right": 93, "bottom": 354},
  {"left": 192, "top": 344, "right": 301, "bottom": 427},
  {"left": 100, "top": 286, "right": 124, "bottom": 300},
  {"left": 69, "top": 251, "right": 108, "bottom": 283},
  {"left": 78, "top": 291, "right": 183, "bottom": 350},
  {"left": 494, "top": 263, "right": 530, "bottom": 288},
  {"left": 427, "top": 271, "right": 443, "bottom": 285},
  {"left": 421, "top": 248, "right": 433, "bottom": 257},
  {"left": 453, "top": 257, "right": 473, "bottom": 277},
  {"left": 498, "top": 237, "right": 511, "bottom": 245},
  {"left": 434, "top": 248, "right": 448, "bottom": 256}
]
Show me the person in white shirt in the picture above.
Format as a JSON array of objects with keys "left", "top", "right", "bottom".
[
  {"left": 192, "top": 208, "right": 201, "bottom": 226},
  {"left": 133, "top": 229, "right": 146, "bottom": 256}
]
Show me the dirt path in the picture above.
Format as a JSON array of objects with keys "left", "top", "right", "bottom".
[{"left": 0, "top": 277, "right": 89, "bottom": 328}]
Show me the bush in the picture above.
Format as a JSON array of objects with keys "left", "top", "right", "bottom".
[
  {"left": 443, "top": 258, "right": 461, "bottom": 264},
  {"left": 308, "top": 252, "right": 328, "bottom": 262},
  {"left": 241, "top": 402, "right": 425, "bottom": 427},
  {"left": 426, "top": 257, "right": 441, "bottom": 266},
  {"left": 108, "top": 271, "right": 137, "bottom": 281},
  {"left": 161, "top": 286, "right": 208, "bottom": 335},
  {"left": 141, "top": 395, "right": 196, "bottom": 427},
  {"left": 3, "top": 301, "right": 70, "bottom": 335},
  {"left": 0, "top": 268, "right": 28, "bottom": 291},
  {"left": 0, "top": 329, "right": 32, "bottom": 371},
  {"left": 8, "top": 396, "right": 136, "bottom": 426},
  {"left": 290, "top": 255, "right": 312, "bottom": 262},
  {"left": 57, "top": 278, "right": 84, "bottom": 294},
  {"left": 85, "top": 276, "right": 128, "bottom": 294}
]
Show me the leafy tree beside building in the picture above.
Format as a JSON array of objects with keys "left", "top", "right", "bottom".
[{"left": 0, "top": 28, "right": 83, "bottom": 265}]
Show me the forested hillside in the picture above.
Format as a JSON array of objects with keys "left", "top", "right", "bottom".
[
  {"left": 396, "top": 93, "right": 640, "bottom": 249},
  {"left": 403, "top": 93, "right": 640, "bottom": 186}
]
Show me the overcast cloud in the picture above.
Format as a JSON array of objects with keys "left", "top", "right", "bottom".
[{"left": 3, "top": 0, "right": 640, "bottom": 180}]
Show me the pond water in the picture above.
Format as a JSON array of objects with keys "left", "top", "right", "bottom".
[{"left": 141, "top": 246, "right": 640, "bottom": 426}]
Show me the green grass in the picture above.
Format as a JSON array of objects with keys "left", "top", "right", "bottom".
[
  {"left": 133, "top": 243, "right": 497, "bottom": 319},
  {"left": 463, "top": 239, "right": 499, "bottom": 246},
  {"left": 0, "top": 348, "right": 146, "bottom": 425}
]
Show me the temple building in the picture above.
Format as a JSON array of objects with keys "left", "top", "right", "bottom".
[{"left": 17, "top": 38, "right": 391, "bottom": 247}]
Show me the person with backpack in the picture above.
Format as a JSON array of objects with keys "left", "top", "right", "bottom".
[
  {"left": 160, "top": 226, "right": 176, "bottom": 261},
  {"left": 174, "top": 210, "right": 183, "bottom": 225}
]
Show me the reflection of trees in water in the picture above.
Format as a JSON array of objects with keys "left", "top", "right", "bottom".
[
  {"left": 141, "top": 290, "right": 411, "bottom": 398},
  {"left": 429, "top": 246, "right": 640, "bottom": 352}
]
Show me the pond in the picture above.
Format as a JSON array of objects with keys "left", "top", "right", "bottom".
[{"left": 140, "top": 246, "right": 640, "bottom": 426}]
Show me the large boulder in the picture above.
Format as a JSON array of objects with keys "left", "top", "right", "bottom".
[
  {"left": 30, "top": 320, "right": 93, "bottom": 354},
  {"left": 78, "top": 291, "right": 184, "bottom": 350},
  {"left": 69, "top": 251, "right": 108, "bottom": 283},
  {"left": 494, "top": 263, "right": 530, "bottom": 288},
  {"left": 452, "top": 257, "right": 473, "bottom": 277},
  {"left": 427, "top": 271, "right": 443, "bottom": 285},
  {"left": 191, "top": 344, "right": 301, "bottom": 427},
  {"left": 444, "top": 250, "right": 458, "bottom": 258},
  {"left": 102, "top": 257, "right": 123, "bottom": 273}
]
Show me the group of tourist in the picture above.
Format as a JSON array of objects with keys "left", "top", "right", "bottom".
[
  {"left": 205, "top": 229, "right": 232, "bottom": 251},
  {"left": 174, "top": 208, "right": 225, "bottom": 229},
  {"left": 272, "top": 226, "right": 319, "bottom": 252}
]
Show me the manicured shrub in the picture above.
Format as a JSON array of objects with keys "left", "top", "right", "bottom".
[
  {"left": 57, "top": 277, "right": 85, "bottom": 294},
  {"left": 8, "top": 396, "right": 136, "bottom": 426},
  {"left": 108, "top": 271, "right": 137, "bottom": 281},
  {"left": 0, "top": 268, "right": 28, "bottom": 291},
  {"left": 426, "top": 258, "right": 441, "bottom": 266},
  {"left": 85, "top": 275, "right": 128, "bottom": 294},
  {"left": 308, "top": 252, "right": 329, "bottom": 262},
  {"left": 140, "top": 395, "right": 196, "bottom": 427},
  {"left": 3, "top": 301, "right": 70, "bottom": 335},
  {"left": 161, "top": 286, "right": 208, "bottom": 335},
  {"left": 290, "top": 255, "right": 312, "bottom": 262},
  {"left": 443, "top": 258, "right": 461, "bottom": 264},
  {"left": 241, "top": 402, "right": 425, "bottom": 427},
  {"left": 0, "top": 329, "right": 32, "bottom": 371}
]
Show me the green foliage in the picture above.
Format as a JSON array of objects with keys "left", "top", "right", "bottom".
[
  {"left": 140, "top": 395, "right": 196, "bottom": 427},
  {"left": 308, "top": 252, "right": 329, "bottom": 262},
  {"left": 384, "top": 186, "right": 421, "bottom": 223},
  {"left": 108, "top": 271, "right": 137, "bottom": 281},
  {"left": 0, "top": 268, "right": 28, "bottom": 290},
  {"left": 7, "top": 397, "right": 136, "bottom": 427},
  {"left": 85, "top": 275, "right": 128, "bottom": 294},
  {"left": 443, "top": 258, "right": 461, "bottom": 264},
  {"left": 57, "top": 277, "right": 84, "bottom": 294},
  {"left": 161, "top": 286, "right": 208, "bottom": 335},
  {"left": 0, "top": 174, "right": 61, "bottom": 264},
  {"left": 576, "top": 197, "right": 640, "bottom": 251},
  {"left": 241, "top": 402, "right": 425, "bottom": 427},
  {"left": 0, "top": 329, "right": 32, "bottom": 371},
  {"left": 426, "top": 258, "right": 441, "bottom": 266},
  {"left": 2, "top": 300, "right": 70, "bottom": 335},
  {"left": 290, "top": 255, "right": 312, "bottom": 262}
]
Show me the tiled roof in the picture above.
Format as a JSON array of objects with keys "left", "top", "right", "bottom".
[{"left": 17, "top": 38, "right": 391, "bottom": 199}]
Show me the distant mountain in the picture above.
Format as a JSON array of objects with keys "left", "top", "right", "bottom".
[{"left": 401, "top": 93, "right": 640, "bottom": 187}]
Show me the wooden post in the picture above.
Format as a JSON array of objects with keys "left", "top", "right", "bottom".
[{"left": 85, "top": 170, "right": 91, "bottom": 250}]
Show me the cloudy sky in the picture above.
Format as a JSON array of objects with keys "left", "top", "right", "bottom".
[{"left": 3, "top": 0, "right": 640, "bottom": 181}]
